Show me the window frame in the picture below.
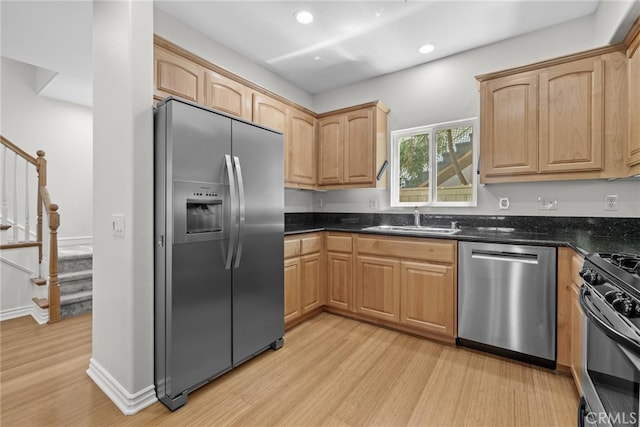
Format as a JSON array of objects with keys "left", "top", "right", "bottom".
[{"left": 390, "top": 117, "right": 478, "bottom": 208}]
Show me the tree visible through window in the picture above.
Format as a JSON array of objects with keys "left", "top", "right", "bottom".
[{"left": 391, "top": 118, "right": 477, "bottom": 207}]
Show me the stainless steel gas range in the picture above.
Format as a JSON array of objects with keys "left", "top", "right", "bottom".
[{"left": 578, "top": 252, "right": 640, "bottom": 427}]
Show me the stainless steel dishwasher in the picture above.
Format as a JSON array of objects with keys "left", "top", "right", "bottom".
[{"left": 458, "top": 241, "right": 557, "bottom": 368}]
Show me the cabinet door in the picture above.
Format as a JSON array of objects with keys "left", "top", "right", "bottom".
[
  {"left": 154, "top": 46, "right": 204, "bottom": 103},
  {"left": 539, "top": 59, "right": 604, "bottom": 173},
  {"left": 284, "top": 257, "right": 301, "bottom": 324},
  {"left": 343, "top": 108, "right": 375, "bottom": 184},
  {"left": 301, "top": 253, "right": 323, "bottom": 312},
  {"left": 480, "top": 74, "right": 539, "bottom": 177},
  {"left": 629, "top": 37, "right": 640, "bottom": 168},
  {"left": 400, "top": 260, "right": 455, "bottom": 337},
  {"left": 203, "top": 70, "right": 251, "bottom": 119},
  {"left": 570, "top": 283, "right": 583, "bottom": 394},
  {"left": 252, "top": 93, "right": 287, "bottom": 133},
  {"left": 326, "top": 251, "right": 352, "bottom": 311},
  {"left": 355, "top": 256, "right": 400, "bottom": 322},
  {"left": 287, "top": 109, "right": 317, "bottom": 186},
  {"left": 317, "top": 116, "right": 344, "bottom": 185}
]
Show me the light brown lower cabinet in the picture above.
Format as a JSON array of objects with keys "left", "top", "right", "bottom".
[
  {"left": 325, "top": 233, "right": 354, "bottom": 311},
  {"left": 283, "top": 233, "right": 323, "bottom": 328},
  {"left": 400, "top": 260, "right": 456, "bottom": 337},
  {"left": 557, "top": 246, "right": 584, "bottom": 394},
  {"left": 355, "top": 255, "right": 400, "bottom": 322},
  {"left": 284, "top": 257, "right": 301, "bottom": 324},
  {"left": 355, "top": 235, "right": 457, "bottom": 341}
]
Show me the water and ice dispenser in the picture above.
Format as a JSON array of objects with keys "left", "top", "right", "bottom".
[
  {"left": 173, "top": 180, "right": 226, "bottom": 244},
  {"left": 186, "top": 199, "right": 222, "bottom": 234}
]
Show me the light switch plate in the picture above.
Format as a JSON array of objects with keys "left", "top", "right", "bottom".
[{"left": 112, "top": 214, "right": 125, "bottom": 236}]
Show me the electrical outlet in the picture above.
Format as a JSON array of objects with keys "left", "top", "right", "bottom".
[
  {"left": 538, "top": 197, "right": 558, "bottom": 210},
  {"left": 369, "top": 197, "right": 377, "bottom": 210},
  {"left": 604, "top": 194, "right": 619, "bottom": 211},
  {"left": 314, "top": 197, "right": 324, "bottom": 209},
  {"left": 498, "top": 197, "right": 510, "bottom": 210}
]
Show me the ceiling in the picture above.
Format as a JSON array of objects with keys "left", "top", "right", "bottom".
[{"left": 1, "top": 1, "right": 601, "bottom": 106}]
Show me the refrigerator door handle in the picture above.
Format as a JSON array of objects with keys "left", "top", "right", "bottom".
[
  {"left": 225, "top": 154, "right": 238, "bottom": 270},
  {"left": 233, "top": 155, "right": 246, "bottom": 268}
]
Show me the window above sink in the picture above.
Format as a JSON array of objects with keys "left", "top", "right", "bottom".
[{"left": 390, "top": 118, "right": 478, "bottom": 207}]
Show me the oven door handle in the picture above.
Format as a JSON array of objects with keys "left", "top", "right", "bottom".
[
  {"left": 577, "top": 396, "right": 587, "bottom": 427},
  {"left": 580, "top": 285, "right": 640, "bottom": 355}
]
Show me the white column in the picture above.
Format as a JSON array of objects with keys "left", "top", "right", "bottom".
[{"left": 88, "top": 0, "right": 155, "bottom": 415}]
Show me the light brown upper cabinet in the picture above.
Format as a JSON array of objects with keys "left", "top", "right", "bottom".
[
  {"left": 154, "top": 45, "right": 204, "bottom": 104},
  {"left": 478, "top": 48, "right": 628, "bottom": 183},
  {"left": 480, "top": 73, "right": 539, "bottom": 177},
  {"left": 628, "top": 19, "right": 640, "bottom": 174},
  {"left": 539, "top": 58, "right": 604, "bottom": 173},
  {"left": 287, "top": 109, "right": 317, "bottom": 189},
  {"left": 252, "top": 92, "right": 288, "bottom": 134},
  {"left": 317, "top": 102, "right": 389, "bottom": 189},
  {"left": 203, "top": 69, "right": 251, "bottom": 120}
]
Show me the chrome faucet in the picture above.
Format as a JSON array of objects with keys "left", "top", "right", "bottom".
[{"left": 414, "top": 208, "right": 421, "bottom": 227}]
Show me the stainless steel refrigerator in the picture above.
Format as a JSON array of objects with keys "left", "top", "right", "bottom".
[{"left": 154, "top": 97, "right": 284, "bottom": 411}]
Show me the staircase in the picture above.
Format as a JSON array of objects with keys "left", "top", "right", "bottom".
[
  {"left": 1, "top": 135, "right": 62, "bottom": 322},
  {"left": 58, "top": 246, "right": 92, "bottom": 318}
]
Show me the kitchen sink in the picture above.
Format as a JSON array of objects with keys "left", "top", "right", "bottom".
[{"left": 362, "top": 225, "right": 462, "bottom": 235}]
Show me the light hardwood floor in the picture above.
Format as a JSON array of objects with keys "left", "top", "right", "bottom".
[{"left": 1, "top": 312, "right": 578, "bottom": 426}]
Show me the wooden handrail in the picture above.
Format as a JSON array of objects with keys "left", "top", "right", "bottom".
[
  {"left": 1, "top": 135, "right": 37, "bottom": 165},
  {"left": 1, "top": 135, "right": 60, "bottom": 323}
]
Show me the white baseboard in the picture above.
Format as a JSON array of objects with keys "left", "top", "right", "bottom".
[
  {"left": 31, "top": 301, "right": 48, "bottom": 324},
  {"left": 0, "top": 305, "right": 32, "bottom": 322},
  {"left": 86, "top": 358, "right": 157, "bottom": 415}
]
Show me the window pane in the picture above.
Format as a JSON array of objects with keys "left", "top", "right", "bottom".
[
  {"left": 435, "top": 126, "right": 474, "bottom": 202},
  {"left": 398, "top": 133, "right": 430, "bottom": 203}
]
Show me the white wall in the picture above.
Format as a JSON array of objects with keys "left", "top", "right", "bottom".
[
  {"left": 312, "top": 13, "right": 640, "bottom": 218},
  {"left": 1, "top": 57, "right": 93, "bottom": 243}
]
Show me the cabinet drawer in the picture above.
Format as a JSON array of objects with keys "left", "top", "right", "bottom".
[
  {"left": 284, "top": 238, "right": 300, "bottom": 259},
  {"left": 300, "top": 234, "right": 322, "bottom": 255},
  {"left": 571, "top": 252, "right": 584, "bottom": 285},
  {"left": 326, "top": 234, "right": 353, "bottom": 253},
  {"left": 357, "top": 236, "right": 456, "bottom": 264}
]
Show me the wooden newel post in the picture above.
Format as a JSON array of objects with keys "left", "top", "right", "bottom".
[
  {"left": 48, "top": 203, "right": 60, "bottom": 323},
  {"left": 36, "top": 150, "right": 46, "bottom": 264}
]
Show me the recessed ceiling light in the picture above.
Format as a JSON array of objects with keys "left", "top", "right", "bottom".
[
  {"left": 295, "top": 10, "right": 314, "bottom": 24},
  {"left": 419, "top": 44, "right": 435, "bottom": 54}
]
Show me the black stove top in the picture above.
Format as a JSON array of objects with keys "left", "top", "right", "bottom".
[{"left": 583, "top": 252, "right": 640, "bottom": 321}]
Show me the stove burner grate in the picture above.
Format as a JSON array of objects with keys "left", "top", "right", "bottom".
[{"left": 599, "top": 253, "right": 640, "bottom": 275}]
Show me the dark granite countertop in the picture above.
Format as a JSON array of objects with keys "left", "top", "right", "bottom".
[{"left": 284, "top": 214, "right": 640, "bottom": 256}]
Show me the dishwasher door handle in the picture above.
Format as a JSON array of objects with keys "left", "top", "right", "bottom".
[{"left": 471, "top": 250, "right": 539, "bottom": 264}]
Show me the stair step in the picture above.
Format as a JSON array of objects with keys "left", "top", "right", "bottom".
[
  {"left": 60, "top": 291, "right": 92, "bottom": 319},
  {"left": 31, "top": 277, "right": 47, "bottom": 286},
  {"left": 58, "top": 253, "right": 93, "bottom": 274},
  {"left": 32, "top": 297, "right": 49, "bottom": 309},
  {"left": 59, "top": 271, "right": 93, "bottom": 295}
]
